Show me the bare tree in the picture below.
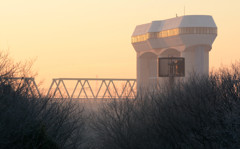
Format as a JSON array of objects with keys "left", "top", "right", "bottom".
[
  {"left": 90, "top": 62, "right": 240, "bottom": 149},
  {"left": 0, "top": 51, "right": 87, "bottom": 149}
]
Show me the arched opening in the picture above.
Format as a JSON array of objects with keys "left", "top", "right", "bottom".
[
  {"left": 157, "top": 49, "right": 183, "bottom": 87},
  {"left": 159, "top": 48, "right": 181, "bottom": 57}
]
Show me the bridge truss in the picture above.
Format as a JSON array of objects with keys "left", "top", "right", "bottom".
[{"left": 47, "top": 78, "right": 137, "bottom": 99}]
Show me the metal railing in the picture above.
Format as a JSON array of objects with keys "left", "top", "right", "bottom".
[{"left": 47, "top": 78, "right": 137, "bottom": 99}]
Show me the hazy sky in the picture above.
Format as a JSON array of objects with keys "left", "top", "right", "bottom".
[{"left": 0, "top": 0, "right": 240, "bottom": 88}]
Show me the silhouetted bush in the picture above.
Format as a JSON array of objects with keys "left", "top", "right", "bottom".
[
  {"left": 0, "top": 51, "right": 86, "bottom": 149},
  {"left": 91, "top": 62, "right": 240, "bottom": 149}
]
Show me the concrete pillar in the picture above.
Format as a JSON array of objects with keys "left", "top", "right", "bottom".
[
  {"left": 181, "top": 46, "right": 209, "bottom": 79},
  {"left": 137, "top": 52, "right": 158, "bottom": 90},
  {"left": 195, "top": 46, "right": 209, "bottom": 75}
]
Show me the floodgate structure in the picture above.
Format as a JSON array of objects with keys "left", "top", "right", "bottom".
[
  {"left": 6, "top": 15, "right": 217, "bottom": 99},
  {"left": 132, "top": 15, "right": 217, "bottom": 89}
]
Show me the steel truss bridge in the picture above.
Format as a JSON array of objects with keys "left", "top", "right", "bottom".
[
  {"left": 3, "top": 77, "right": 137, "bottom": 99},
  {"left": 47, "top": 78, "right": 136, "bottom": 99}
]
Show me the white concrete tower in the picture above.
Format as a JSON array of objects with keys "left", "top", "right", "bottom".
[{"left": 131, "top": 15, "right": 217, "bottom": 89}]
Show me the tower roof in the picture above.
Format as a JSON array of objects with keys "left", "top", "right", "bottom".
[{"left": 132, "top": 15, "right": 217, "bottom": 37}]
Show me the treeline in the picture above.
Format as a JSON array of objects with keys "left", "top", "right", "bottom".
[
  {"left": 0, "top": 52, "right": 85, "bottom": 149},
  {"left": 1, "top": 51, "right": 240, "bottom": 149},
  {"left": 90, "top": 64, "right": 240, "bottom": 149}
]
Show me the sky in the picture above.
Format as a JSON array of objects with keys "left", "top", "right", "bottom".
[{"left": 0, "top": 0, "right": 240, "bottom": 89}]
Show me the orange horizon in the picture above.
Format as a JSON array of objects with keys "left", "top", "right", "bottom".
[{"left": 0, "top": 0, "right": 239, "bottom": 89}]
